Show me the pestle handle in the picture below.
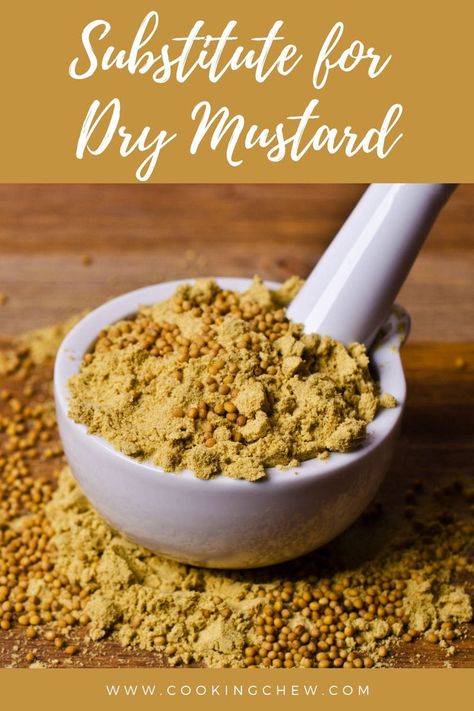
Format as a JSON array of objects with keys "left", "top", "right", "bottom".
[{"left": 286, "top": 184, "right": 457, "bottom": 347}]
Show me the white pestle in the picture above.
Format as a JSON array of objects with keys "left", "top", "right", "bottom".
[{"left": 287, "top": 183, "right": 457, "bottom": 347}]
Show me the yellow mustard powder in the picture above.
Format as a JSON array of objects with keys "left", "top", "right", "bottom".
[
  {"left": 68, "top": 278, "right": 394, "bottom": 480},
  {"left": 46, "top": 467, "right": 472, "bottom": 668},
  {"left": 0, "top": 319, "right": 472, "bottom": 669}
]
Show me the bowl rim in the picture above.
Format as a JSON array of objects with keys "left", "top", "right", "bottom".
[{"left": 54, "top": 277, "right": 409, "bottom": 489}]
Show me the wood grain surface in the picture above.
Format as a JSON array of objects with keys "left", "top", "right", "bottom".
[
  {"left": 0, "top": 184, "right": 472, "bottom": 340},
  {"left": 0, "top": 184, "right": 472, "bottom": 668}
]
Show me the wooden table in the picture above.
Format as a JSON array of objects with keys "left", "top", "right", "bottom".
[
  {"left": 0, "top": 184, "right": 472, "bottom": 668},
  {"left": 0, "top": 185, "right": 472, "bottom": 341}
]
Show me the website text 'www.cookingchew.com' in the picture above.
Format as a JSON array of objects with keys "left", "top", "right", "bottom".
[{"left": 105, "top": 682, "right": 370, "bottom": 698}]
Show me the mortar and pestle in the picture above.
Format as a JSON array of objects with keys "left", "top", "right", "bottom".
[{"left": 54, "top": 183, "right": 456, "bottom": 568}]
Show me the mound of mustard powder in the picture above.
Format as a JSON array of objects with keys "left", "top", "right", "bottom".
[{"left": 68, "top": 277, "right": 394, "bottom": 480}]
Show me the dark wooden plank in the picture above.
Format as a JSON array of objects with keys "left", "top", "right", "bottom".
[{"left": 0, "top": 185, "right": 472, "bottom": 341}]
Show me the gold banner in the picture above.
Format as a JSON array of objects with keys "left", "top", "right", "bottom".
[
  {"left": 1, "top": 0, "right": 472, "bottom": 182},
  {"left": 1, "top": 668, "right": 473, "bottom": 710}
]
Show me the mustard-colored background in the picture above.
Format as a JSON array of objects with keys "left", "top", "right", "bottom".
[
  {"left": 1, "top": 0, "right": 472, "bottom": 182},
  {"left": 1, "top": 668, "right": 473, "bottom": 710}
]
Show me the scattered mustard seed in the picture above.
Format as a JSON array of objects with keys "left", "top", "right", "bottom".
[{"left": 0, "top": 293, "right": 472, "bottom": 670}]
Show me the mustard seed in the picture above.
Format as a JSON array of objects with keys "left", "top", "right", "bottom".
[{"left": 1, "top": 279, "right": 472, "bottom": 672}]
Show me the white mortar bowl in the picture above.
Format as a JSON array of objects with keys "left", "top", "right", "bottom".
[{"left": 54, "top": 278, "right": 409, "bottom": 569}]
